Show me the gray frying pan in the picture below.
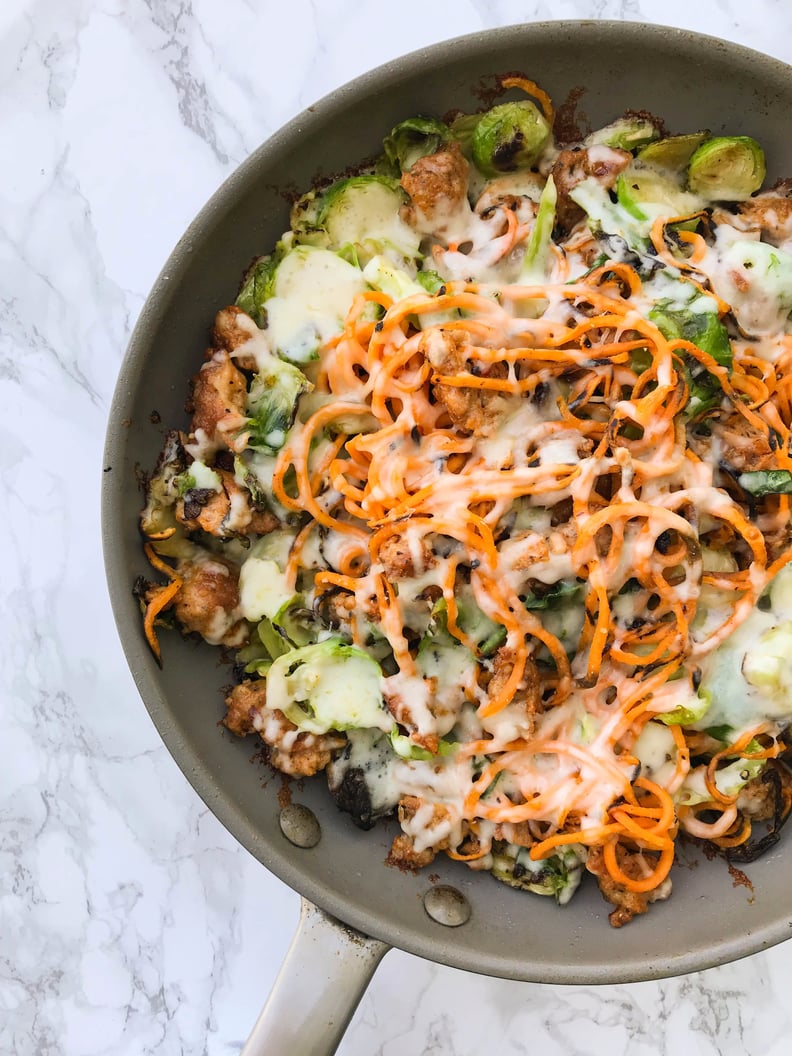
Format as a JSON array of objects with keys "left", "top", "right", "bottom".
[{"left": 102, "top": 22, "right": 792, "bottom": 1054}]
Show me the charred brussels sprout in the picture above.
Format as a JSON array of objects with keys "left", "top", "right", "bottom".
[
  {"left": 687, "top": 136, "right": 766, "bottom": 201},
  {"left": 140, "top": 430, "right": 186, "bottom": 539},
  {"left": 491, "top": 843, "right": 587, "bottom": 904},
  {"left": 383, "top": 116, "right": 452, "bottom": 174},
  {"left": 327, "top": 730, "right": 401, "bottom": 829},
  {"left": 471, "top": 101, "right": 551, "bottom": 177}
]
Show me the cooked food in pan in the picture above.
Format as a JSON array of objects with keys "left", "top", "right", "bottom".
[{"left": 139, "top": 76, "right": 792, "bottom": 926}]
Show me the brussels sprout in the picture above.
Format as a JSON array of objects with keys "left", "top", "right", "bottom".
[
  {"left": 266, "top": 639, "right": 391, "bottom": 735},
  {"left": 361, "top": 256, "right": 459, "bottom": 327},
  {"left": 140, "top": 430, "right": 186, "bottom": 541},
  {"left": 326, "top": 729, "right": 401, "bottom": 829},
  {"left": 256, "top": 617, "right": 291, "bottom": 660},
  {"left": 383, "top": 116, "right": 452, "bottom": 174},
  {"left": 686, "top": 136, "right": 766, "bottom": 201},
  {"left": 646, "top": 271, "right": 732, "bottom": 417},
  {"left": 291, "top": 175, "right": 421, "bottom": 260},
  {"left": 657, "top": 688, "right": 712, "bottom": 727},
  {"left": 471, "top": 101, "right": 551, "bottom": 177},
  {"left": 742, "top": 622, "right": 792, "bottom": 691},
  {"left": 691, "top": 566, "right": 792, "bottom": 730},
  {"left": 362, "top": 254, "right": 424, "bottom": 301},
  {"left": 520, "top": 174, "right": 557, "bottom": 283},
  {"left": 448, "top": 111, "right": 480, "bottom": 156},
  {"left": 240, "top": 562, "right": 293, "bottom": 630},
  {"left": 264, "top": 245, "right": 368, "bottom": 362},
  {"left": 236, "top": 248, "right": 285, "bottom": 327},
  {"left": 491, "top": 843, "right": 587, "bottom": 905},
  {"left": 637, "top": 132, "right": 710, "bottom": 172},
  {"left": 238, "top": 529, "right": 299, "bottom": 623},
  {"left": 616, "top": 165, "right": 704, "bottom": 225},
  {"left": 649, "top": 299, "right": 731, "bottom": 366},
  {"left": 233, "top": 449, "right": 293, "bottom": 525},
  {"left": 586, "top": 116, "right": 659, "bottom": 152},
  {"left": 243, "top": 356, "right": 312, "bottom": 453},
  {"left": 632, "top": 721, "right": 679, "bottom": 787}
]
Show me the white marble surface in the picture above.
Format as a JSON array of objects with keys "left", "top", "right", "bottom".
[{"left": 4, "top": 0, "right": 792, "bottom": 1053}]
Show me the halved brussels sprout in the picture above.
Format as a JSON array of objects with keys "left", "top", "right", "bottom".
[
  {"left": 569, "top": 178, "right": 649, "bottom": 249},
  {"left": 266, "top": 639, "right": 391, "bottom": 735},
  {"left": 236, "top": 248, "right": 284, "bottom": 327},
  {"left": 686, "top": 136, "right": 766, "bottom": 201},
  {"left": 362, "top": 255, "right": 424, "bottom": 301},
  {"left": 362, "top": 256, "right": 457, "bottom": 327},
  {"left": 291, "top": 175, "right": 421, "bottom": 260},
  {"left": 491, "top": 843, "right": 587, "bottom": 905},
  {"left": 637, "top": 132, "right": 710, "bottom": 172},
  {"left": 244, "top": 356, "right": 312, "bottom": 453},
  {"left": 616, "top": 165, "right": 704, "bottom": 224},
  {"left": 140, "top": 430, "right": 186, "bottom": 539},
  {"left": 448, "top": 111, "right": 480, "bottom": 157},
  {"left": 586, "top": 116, "right": 659, "bottom": 152},
  {"left": 389, "top": 732, "right": 456, "bottom": 761},
  {"left": 742, "top": 622, "right": 792, "bottom": 692},
  {"left": 264, "top": 246, "right": 368, "bottom": 362},
  {"left": 383, "top": 116, "right": 452, "bottom": 174},
  {"left": 471, "top": 101, "right": 551, "bottom": 177}
]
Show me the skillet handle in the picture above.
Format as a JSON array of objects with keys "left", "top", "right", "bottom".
[{"left": 241, "top": 897, "right": 390, "bottom": 1056}]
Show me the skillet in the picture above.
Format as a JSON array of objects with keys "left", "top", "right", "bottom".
[{"left": 102, "top": 21, "right": 792, "bottom": 1054}]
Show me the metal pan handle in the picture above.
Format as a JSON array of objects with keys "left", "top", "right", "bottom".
[{"left": 241, "top": 897, "right": 390, "bottom": 1056}]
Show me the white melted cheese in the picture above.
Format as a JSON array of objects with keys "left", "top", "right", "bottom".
[
  {"left": 693, "top": 565, "right": 792, "bottom": 731},
  {"left": 238, "top": 558, "right": 293, "bottom": 622},
  {"left": 265, "top": 247, "right": 367, "bottom": 361},
  {"left": 187, "top": 460, "right": 222, "bottom": 492},
  {"left": 326, "top": 179, "right": 421, "bottom": 258},
  {"left": 706, "top": 238, "right": 792, "bottom": 335}
]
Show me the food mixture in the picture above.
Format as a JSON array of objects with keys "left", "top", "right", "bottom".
[{"left": 139, "top": 76, "right": 792, "bottom": 926}]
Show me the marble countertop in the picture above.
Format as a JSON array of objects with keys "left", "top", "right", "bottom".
[{"left": 5, "top": 0, "right": 792, "bottom": 1053}]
